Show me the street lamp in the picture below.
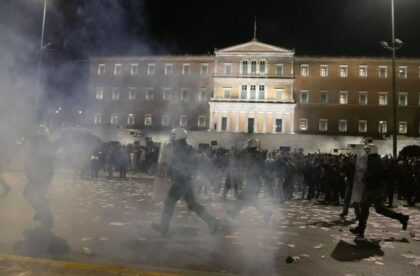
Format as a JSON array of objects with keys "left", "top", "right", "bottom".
[{"left": 380, "top": 0, "right": 403, "bottom": 158}]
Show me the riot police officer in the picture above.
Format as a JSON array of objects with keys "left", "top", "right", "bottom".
[
  {"left": 23, "top": 126, "right": 55, "bottom": 229},
  {"left": 152, "top": 127, "right": 219, "bottom": 235},
  {"left": 350, "top": 145, "right": 409, "bottom": 238}
]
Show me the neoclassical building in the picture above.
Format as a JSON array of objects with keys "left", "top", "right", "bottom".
[{"left": 88, "top": 39, "right": 420, "bottom": 137}]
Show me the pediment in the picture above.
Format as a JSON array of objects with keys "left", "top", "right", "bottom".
[{"left": 215, "top": 40, "right": 294, "bottom": 55}]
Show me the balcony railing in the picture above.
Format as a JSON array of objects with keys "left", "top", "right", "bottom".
[
  {"left": 214, "top": 73, "right": 294, "bottom": 79},
  {"left": 210, "top": 98, "right": 296, "bottom": 104}
]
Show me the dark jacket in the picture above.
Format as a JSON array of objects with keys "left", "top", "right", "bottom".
[{"left": 364, "top": 153, "right": 384, "bottom": 191}]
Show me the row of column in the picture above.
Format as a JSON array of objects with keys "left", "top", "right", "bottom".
[{"left": 210, "top": 111, "right": 294, "bottom": 134}]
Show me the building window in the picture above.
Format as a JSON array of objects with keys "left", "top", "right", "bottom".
[
  {"left": 398, "top": 93, "right": 408, "bottom": 106},
  {"left": 320, "top": 65, "right": 328, "bottom": 77},
  {"left": 114, "top": 64, "right": 122, "bottom": 75},
  {"left": 200, "top": 64, "right": 208, "bottom": 75},
  {"left": 94, "top": 113, "right": 102, "bottom": 124},
  {"left": 251, "top": 61, "right": 257, "bottom": 74},
  {"left": 146, "top": 88, "right": 154, "bottom": 100},
  {"left": 198, "top": 116, "right": 206, "bottom": 128},
  {"left": 182, "top": 64, "right": 191, "bottom": 75},
  {"left": 179, "top": 115, "right": 187, "bottom": 127},
  {"left": 95, "top": 87, "right": 104, "bottom": 100},
  {"left": 340, "top": 65, "right": 348, "bottom": 77},
  {"left": 242, "top": 61, "right": 248, "bottom": 75},
  {"left": 112, "top": 88, "right": 120, "bottom": 100},
  {"left": 162, "top": 88, "right": 171, "bottom": 101},
  {"left": 147, "top": 64, "right": 155, "bottom": 75},
  {"left": 379, "top": 121, "right": 387, "bottom": 133},
  {"left": 300, "top": 90, "right": 309, "bottom": 104},
  {"left": 319, "top": 119, "right": 328, "bottom": 132},
  {"left": 359, "top": 91, "right": 368, "bottom": 105},
  {"left": 130, "top": 64, "right": 138, "bottom": 75},
  {"left": 181, "top": 88, "right": 189, "bottom": 101},
  {"left": 379, "top": 92, "right": 388, "bottom": 105},
  {"left": 164, "top": 64, "right": 173, "bottom": 75},
  {"left": 241, "top": 85, "right": 247, "bottom": 99},
  {"left": 399, "top": 66, "right": 407, "bottom": 79},
  {"left": 224, "top": 63, "right": 232, "bottom": 75},
  {"left": 258, "top": 85, "right": 265, "bottom": 100},
  {"left": 301, "top": 65, "right": 309, "bottom": 76},
  {"left": 339, "top": 91, "right": 348, "bottom": 104},
  {"left": 250, "top": 85, "right": 256, "bottom": 99},
  {"left": 127, "top": 114, "right": 135, "bottom": 126},
  {"left": 128, "top": 88, "right": 137, "bottom": 100},
  {"left": 300, "top": 119, "right": 308, "bottom": 131},
  {"left": 221, "top": 117, "right": 228, "bottom": 131},
  {"left": 359, "top": 120, "right": 367, "bottom": 133},
  {"left": 110, "top": 114, "right": 119, "bottom": 125},
  {"left": 275, "top": 89, "right": 284, "bottom": 101},
  {"left": 223, "top": 88, "right": 231, "bottom": 99},
  {"left": 399, "top": 121, "right": 407, "bottom": 134},
  {"left": 259, "top": 60, "right": 266, "bottom": 74},
  {"left": 98, "top": 64, "right": 105, "bottom": 75},
  {"left": 144, "top": 114, "right": 152, "bottom": 126},
  {"left": 276, "top": 64, "right": 284, "bottom": 75},
  {"left": 161, "top": 114, "right": 170, "bottom": 126},
  {"left": 359, "top": 65, "right": 368, "bottom": 78},
  {"left": 199, "top": 88, "right": 207, "bottom": 102},
  {"left": 379, "top": 66, "right": 387, "bottom": 79},
  {"left": 339, "top": 120, "right": 348, "bottom": 132},
  {"left": 320, "top": 91, "right": 328, "bottom": 104}
]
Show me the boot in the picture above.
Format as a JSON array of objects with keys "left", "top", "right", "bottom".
[
  {"left": 400, "top": 215, "right": 409, "bottom": 231},
  {"left": 208, "top": 219, "right": 219, "bottom": 235},
  {"left": 350, "top": 226, "right": 365, "bottom": 239},
  {"left": 151, "top": 223, "right": 168, "bottom": 235}
]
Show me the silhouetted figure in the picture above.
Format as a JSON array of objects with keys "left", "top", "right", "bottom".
[{"left": 152, "top": 128, "right": 219, "bottom": 235}]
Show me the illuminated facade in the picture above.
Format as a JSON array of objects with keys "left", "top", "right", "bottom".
[{"left": 88, "top": 39, "right": 420, "bottom": 137}]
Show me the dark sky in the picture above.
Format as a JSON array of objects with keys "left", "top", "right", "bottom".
[
  {"left": 43, "top": 0, "right": 420, "bottom": 57},
  {"left": 2, "top": 0, "right": 420, "bottom": 116}
]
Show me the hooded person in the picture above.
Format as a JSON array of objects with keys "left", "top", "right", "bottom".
[
  {"left": 152, "top": 127, "right": 219, "bottom": 235},
  {"left": 350, "top": 144, "right": 409, "bottom": 238}
]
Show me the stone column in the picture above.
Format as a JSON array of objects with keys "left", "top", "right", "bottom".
[
  {"left": 281, "top": 113, "right": 286, "bottom": 133},
  {"left": 236, "top": 112, "right": 240, "bottom": 132},
  {"left": 272, "top": 112, "right": 277, "bottom": 133},
  {"left": 209, "top": 110, "right": 214, "bottom": 131},
  {"left": 291, "top": 112, "right": 295, "bottom": 134},
  {"left": 263, "top": 112, "right": 267, "bottom": 133}
]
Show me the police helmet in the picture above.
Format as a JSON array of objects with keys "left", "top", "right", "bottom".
[
  {"left": 364, "top": 144, "right": 378, "bottom": 155},
  {"left": 247, "top": 138, "right": 259, "bottom": 149},
  {"left": 170, "top": 127, "right": 188, "bottom": 141}
]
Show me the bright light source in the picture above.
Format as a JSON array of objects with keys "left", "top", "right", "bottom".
[
  {"left": 58, "top": 107, "right": 62, "bottom": 111},
  {"left": 380, "top": 41, "right": 389, "bottom": 48},
  {"left": 55, "top": 110, "right": 59, "bottom": 114},
  {"left": 78, "top": 110, "right": 83, "bottom": 114}
]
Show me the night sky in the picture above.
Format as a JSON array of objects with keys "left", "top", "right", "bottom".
[
  {"left": 2, "top": 0, "right": 420, "bottom": 117},
  {"left": 44, "top": 0, "right": 420, "bottom": 57}
]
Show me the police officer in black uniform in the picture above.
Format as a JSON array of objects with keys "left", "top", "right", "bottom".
[
  {"left": 350, "top": 145, "right": 409, "bottom": 238},
  {"left": 152, "top": 127, "right": 219, "bottom": 235}
]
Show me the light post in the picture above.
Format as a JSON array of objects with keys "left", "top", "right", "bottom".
[
  {"left": 37, "top": 0, "right": 48, "bottom": 124},
  {"left": 380, "top": 0, "right": 403, "bottom": 158}
]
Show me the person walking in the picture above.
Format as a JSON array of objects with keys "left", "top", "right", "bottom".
[
  {"left": 350, "top": 145, "right": 409, "bottom": 239},
  {"left": 152, "top": 128, "right": 219, "bottom": 235}
]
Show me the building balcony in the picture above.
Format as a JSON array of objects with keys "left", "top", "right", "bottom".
[
  {"left": 210, "top": 98, "right": 295, "bottom": 104},
  {"left": 214, "top": 73, "right": 294, "bottom": 79}
]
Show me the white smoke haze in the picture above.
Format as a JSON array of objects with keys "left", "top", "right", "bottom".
[{"left": 0, "top": 1, "right": 285, "bottom": 275}]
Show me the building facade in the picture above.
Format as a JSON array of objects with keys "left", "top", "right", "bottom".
[{"left": 88, "top": 40, "right": 420, "bottom": 137}]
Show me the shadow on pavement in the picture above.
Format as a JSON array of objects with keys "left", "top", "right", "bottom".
[
  {"left": 309, "top": 219, "right": 356, "bottom": 228},
  {"left": 330, "top": 239, "right": 384, "bottom": 262},
  {"left": 14, "top": 227, "right": 70, "bottom": 258}
]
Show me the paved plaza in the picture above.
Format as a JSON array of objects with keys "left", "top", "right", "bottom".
[{"left": 0, "top": 171, "right": 420, "bottom": 275}]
